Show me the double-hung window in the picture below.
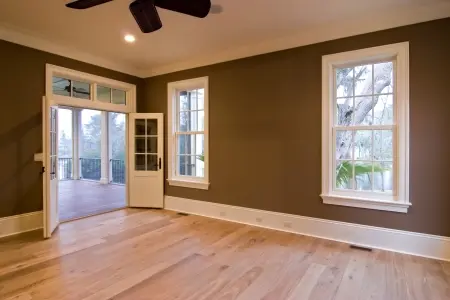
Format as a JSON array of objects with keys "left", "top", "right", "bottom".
[
  {"left": 321, "top": 43, "right": 410, "bottom": 213},
  {"left": 168, "top": 77, "right": 209, "bottom": 190}
]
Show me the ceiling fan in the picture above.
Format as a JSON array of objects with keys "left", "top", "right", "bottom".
[{"left": 66, "top": 0, "right": 222, "bottom": 33}]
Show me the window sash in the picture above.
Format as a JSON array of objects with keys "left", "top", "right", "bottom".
[{"left": 332, "top": 59, "right": 397, "bottom": 196}]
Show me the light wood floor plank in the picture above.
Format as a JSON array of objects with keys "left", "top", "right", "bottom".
[{"left": 0, "top": 208, "right": 449, "bottom": 300}]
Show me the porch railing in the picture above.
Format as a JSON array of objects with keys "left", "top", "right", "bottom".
[
  {"left": 58, "top": 157, "right": 125, "bottom": 183},
  {"left": 111, "top": 159, "right": 126, "bottom": 184},
  {"left": 58, "top": 158, "right": 73, "bottom": 180},
  {"left": 80, "top": 158, "right": 101, "bottom": 181}
]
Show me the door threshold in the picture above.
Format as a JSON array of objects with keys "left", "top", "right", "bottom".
[{"left": 60, "top": 206, "right": 127, "bottom": 223}]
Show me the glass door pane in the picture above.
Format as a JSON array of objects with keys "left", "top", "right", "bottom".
[{"left": 134, "top": 118, "right": 159, "bottom": 171}]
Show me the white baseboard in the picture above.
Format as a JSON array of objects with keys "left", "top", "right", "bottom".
[
  {"left": 0, "top": 211, "right": 43, "bottom": 239},
  {"left": 165, "top": 196, "right": 450, "bottom": 262}
]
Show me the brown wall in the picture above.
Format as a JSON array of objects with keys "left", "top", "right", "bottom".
[
  {"left": 141, "top": 18, "right": 450, "bottom": 236},
  {"left": 0, "top": 40, "right": 144, "bottom": 218}
]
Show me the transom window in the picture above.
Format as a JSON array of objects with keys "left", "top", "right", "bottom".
[
  {"left": 46, "top": 64, "right": 135, "bottom": 114},
  {"left": 168, "top": 77, "right": 209, "bottom": 190},
  {"left": 321, "top": 43, "right": 410, "bottom": 213}
]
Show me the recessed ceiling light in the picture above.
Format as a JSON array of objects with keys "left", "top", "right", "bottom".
[{"left": 124, "top": 34, "right": 136, "bottom": 43}]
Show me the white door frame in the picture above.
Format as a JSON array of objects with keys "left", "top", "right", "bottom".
[{"left": 44, "top": 65, "right": 138, "bottom": 237}]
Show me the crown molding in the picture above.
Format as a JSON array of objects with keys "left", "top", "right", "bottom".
[
  {"left": 0, "top": 24, "right": 145, "bottom": 78},
  {"left": 143, "top": 2, "right": 450, "bottom": 77}
]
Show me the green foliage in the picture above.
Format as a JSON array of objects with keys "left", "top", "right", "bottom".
[{"left": 336, "top": 161, "right": 384, "bottom": 187}]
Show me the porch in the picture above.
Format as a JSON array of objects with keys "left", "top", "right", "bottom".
[
  {"left": 59, "top": 180, "right": 125, "bottom": 222},
  {"left": 57, "top": 108, "right": 127, "bottom": 221}
]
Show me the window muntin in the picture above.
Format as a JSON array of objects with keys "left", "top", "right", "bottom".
[{"left": 334, "top": 61, "right": 395, "bottom": 194}]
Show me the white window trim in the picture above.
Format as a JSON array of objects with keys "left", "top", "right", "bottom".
[
  {"left": 46, "top": 64, "right": 136, "bottom": 114},
  {"left": 167, "top": 77, "right": 209, "bottom": 190},
  {"left": 321, "top": 42, "right": 410, "bottom": 213}
]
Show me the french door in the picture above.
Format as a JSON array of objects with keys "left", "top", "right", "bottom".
[
  {"left": 128, "top": 113, "right": 164, "bottom": 208},
  {"left": 43, "top": 97, "right": 59, "bottom": 238}
]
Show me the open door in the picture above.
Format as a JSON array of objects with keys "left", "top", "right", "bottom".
[
  {"left": 43, "top": 96, "right": 59, "bottom": 238},
  {"left": 128, "top": 113, "right": 164, "bottom": 208}
]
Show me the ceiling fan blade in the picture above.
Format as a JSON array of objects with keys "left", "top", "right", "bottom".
[
  {"left": 129, "top": 0, "right": 163, "bottom": 33},
  {"left": 154, "top": 0, "right": 211, "bottom": 18},
  {"left": 66, "top": 0, "right": 113, "bottom": 9}
]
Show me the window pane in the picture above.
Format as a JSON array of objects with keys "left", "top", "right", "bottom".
[
  {"left": 354, "top": 161, "right": 373, "bottom": 191},
  {"left": 374, "top": 130, "right": 393, "bottom": 160},
  {"left": 354, "top": 130, "right": 372, "bottom": 160},
  {"left": 374, "top": 62, "right": 394, "bottom": 94},
  {"left": 335, "top": 131, "right": 353, "bottom": 160},
  {"left": 354, "top": 96, "right": 373, "bottom": 125},
  {"left": 112, "top": 89, "right": 126, "bottom": 105},
  {"left": 147, "top": 119, "right": 157, "bottom": 135},
  {"left": 179, "top": 92, "right": 189, "bottom": 111},
  {"left": 135, "top": 154, "right": 145, "bottom": 171},
  {"left": 135, "top": 137, "right": 145, "bottom": 153},
  {"left": 52, "top": 77, "right": 71, "bottom": 96},
  {"left": 147, "top": 137, "right": 157, "bottom": 154},
  {"left": 58, "top": 108, "right": 73, "bottom": 158},
  {"left": 177, "top": 155, "right": 204, "bottom": 177},
  {"left": 97, "top": 86, "right": 111, "bottom": 103},
  {"left": 179, "top": 89, "right": 204, "bottom": 111},
  {"left": 374, "top": 162, "right": 393, "bottom": 192},
  {"left": 373, "top": 94, "right": 394, "bottom": 125},
  {"left": 73, "top": 81, "right": 90, "bottom": 99},
  {"left": 336, "top": 97, "right": 352, "bottom": 126},
  {"left": 354, "top": 64, "right": 372, "bottom": 96},
  {"left": 147, "top": 154, "right": 158, "bottom": 171},
  {"left": 179, "top": 111, "right": 204, "bottom": 132},
  {"left": 336, "top": 161, "right": 352, "bottom": 189},
  {"left": 177, "top": 134, "right": 204, "bottom": 156},
  {"left": 135, "top": 119, "right": 146, "bottom": 135},
  {"left": 336, "top": 68, "right": 353, "bottom": 98},
  {"left": 197, "top": 89, "right": 205, "bottom": 110}
]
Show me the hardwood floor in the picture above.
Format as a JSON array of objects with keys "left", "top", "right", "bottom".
[
  {"left": 59, "top": 180, "right": 126, "bottom": 222},
  {"left": 0, "top": 209, "right": 448, "bottom": 300}
]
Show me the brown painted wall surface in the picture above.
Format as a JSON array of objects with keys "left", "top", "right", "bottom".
[
  {"left": 141, "top": 18, "right": 450, "bottom": 236},
  {"left": 0, "top": 40, "right": 144, "bottom": 218}
]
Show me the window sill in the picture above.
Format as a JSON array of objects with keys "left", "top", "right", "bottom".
[
  {"left": 320, "top": 194, "right": 411, "bottom": 213},
  {"left": 168, "top": 179, "right": 210, "bottom": 190}
]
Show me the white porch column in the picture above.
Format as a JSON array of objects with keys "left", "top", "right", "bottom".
[
  {"left": 72, "top": 109, "right": 81, "bottom": 180},
  {"left": 108, "top": 112, "right": 113, "bottom": 182},
  {"left": 100, "top": 111, "right": 110, "bottom": 184}
]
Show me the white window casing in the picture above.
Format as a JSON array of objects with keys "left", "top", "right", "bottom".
[
  {"left": 167, "top": 77, "right": 209, "bottom": 190},
  {"left": 321, "top": 42, "right": 410, "bottom": 213}
]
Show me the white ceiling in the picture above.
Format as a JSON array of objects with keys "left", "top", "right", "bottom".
[{"left": 0, "top": 0, "right": 449, "bottom": 77}]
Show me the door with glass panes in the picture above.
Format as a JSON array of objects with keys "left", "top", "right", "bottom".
[
  {"left": 43, "top": 97, "right": 59, "bottom": 238},
  {"left": 128, "top": 113, "right": 164, "bottom": 208}
]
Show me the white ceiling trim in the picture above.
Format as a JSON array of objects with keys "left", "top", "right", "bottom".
[
  {"left": 142, "top": 2, "right": 450, "bottom": 77},
  {"left": 0, "top": 24, "right": 144, "bottom": 78}
]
